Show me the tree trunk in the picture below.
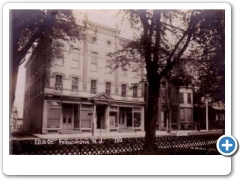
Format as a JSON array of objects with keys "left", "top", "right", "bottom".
[{"left": 144, "top": 77, "right": 160, "bottom": 150}]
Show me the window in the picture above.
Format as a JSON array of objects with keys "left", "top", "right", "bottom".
[
  {"left": 72, "top": 59, "right": 79, "bottom": 68},
  {"left": 179, "top": 93, "right": 184, "bottom": 103},
  {"left": 187, "top": 93, "right": 192, "bottom": 104},
  {"left": 81, "top": 110, "right": 92, "bottom": 128},
  {"left": 91, "top": 52, "right": 98, "bottom": 71},
  {"left": 92, "top": 37, "right": 97, "bottom": 43},
  {"left": 91, "top": 56, "right": 97, "bottom": 64},
  {"left": 134, "top": 113, "right": 141, "bottom": 127},
  {"left": 91, "top": 80, "right": 97, "bottom": 94},
  {"left": 133, "top": 85, "right": 138, "bottom": 98},
  {"left": 121, "top": 84, "right": 127, "bottom": 97},
  {"left": 71, "top": 48, "right": 80, "bottom": 68},
  {"left": 122, "top": 69, "right": 127, "bottom": 76},
  {"left": 105, "top": 65, "right": 112, "bottom": 74},
  {"left": 55, "top": 75, "right": 62, "bottom": 91},
  {"left": 107, "top": 40, "right": 111, "bottom": 46},
  {"left": 106, "top": 82, "right": 111, "bottom": 96},
  {"left": 180, "top": 108, "right": 184, "bottom": 121},
  {"left": 185, "top": 108, "right": 193, "bottom": 121},
  {"left": 72, "top": 77, "right": 78, "bottom": 92},
  {"left": 55, "top": 59, "right": 63, "bottom": 66},
  {"left": 47, "top": 108, "right": 60, "bottom": 128},
  {"left": 110, "top": 112, "right": 118, "bottom": 128}
]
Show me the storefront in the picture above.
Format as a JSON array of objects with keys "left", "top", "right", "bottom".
[{"left": 43, "top": 93, "right": 144, "bottom": 134}]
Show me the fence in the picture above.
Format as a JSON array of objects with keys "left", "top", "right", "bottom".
[{"left": 10, "top": 133, "right": 222, "bottom": 155}]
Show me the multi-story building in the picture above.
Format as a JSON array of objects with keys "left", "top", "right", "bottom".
[{"left": 23, "top": 19, "right": 145, "bottom": 134}]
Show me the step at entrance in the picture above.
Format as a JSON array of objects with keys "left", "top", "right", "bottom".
[{"left": 60, "top": 130, "right": 82, "bottom": 134}]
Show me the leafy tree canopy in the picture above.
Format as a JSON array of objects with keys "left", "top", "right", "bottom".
[{"left": 10, "top": 10, "right": 80, "bottom": 110}]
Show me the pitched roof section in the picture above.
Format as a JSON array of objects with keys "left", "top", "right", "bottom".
[{"left": 92, "top": 92, "right": 113, "bottom": 100}]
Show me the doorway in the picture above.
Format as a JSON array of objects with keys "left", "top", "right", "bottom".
[
  {"left": 96, "top": 105, "right": 107, "bottom": 129},
  {"left": 62, "top": 104, "right": 73, "bottom": 130}
]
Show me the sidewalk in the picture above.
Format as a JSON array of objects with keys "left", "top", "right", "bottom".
[{"left": 30, "top": 129, "right": 224, "bottom": 140}]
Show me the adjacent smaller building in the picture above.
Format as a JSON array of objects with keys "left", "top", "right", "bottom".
[
  {"left": 10, "top": 107, "right": 23, "bottom": 131},
  {"left": 157, "top": 78, "right": 194, "bottom": 131},
  {"left": 194, "top": 101, "right": 225, "bottom": 130}
]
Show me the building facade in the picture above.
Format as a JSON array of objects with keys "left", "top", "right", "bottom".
[
  {"left": 23, "top": 20, "right": 145, "bottom": 134},
  {"left": 157, "top": 78, "right": 194, "bottom": 131}
]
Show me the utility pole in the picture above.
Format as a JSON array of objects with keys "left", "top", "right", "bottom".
[{"left": 205, "top": 98, "right": 209, "bottom": 131}]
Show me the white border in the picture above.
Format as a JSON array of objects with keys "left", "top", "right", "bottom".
[{"left": 2, "top": 3, "right": 231, "bottom": 175}]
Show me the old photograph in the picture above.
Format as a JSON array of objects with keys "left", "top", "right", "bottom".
[{"left": 9, "top": 9, "right": 225, "bottom": 155}]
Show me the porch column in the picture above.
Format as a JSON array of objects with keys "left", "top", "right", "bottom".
[
  {"left": 92, "top": 101, "right": 97, "bottom": 136},
  {"left": 42, "top": 100, "right": 48, "bottom": 134},
  {"left": 141, "top": 106, "right": 145, "bottom": 131},
  {"left": 105, "top": 105, "right": 110, "bottom": 133}
]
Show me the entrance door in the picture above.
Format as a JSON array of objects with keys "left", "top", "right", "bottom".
[
  {"left": 96, "top": 105, "right": 106, "bottom": 129},
  {"left": 62, "top": 104, "right": 73, "bottom": 130},
  {"left": 119, "top": 112, "right": 125, "bottom": 128},
  {"left": 97, "top": 111, "right": 102, "bottom": 129}
]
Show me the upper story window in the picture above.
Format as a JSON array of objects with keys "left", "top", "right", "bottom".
[
  {"left": 54, "top": 42, "right": 64, "bottom": 66},
  {"left": 71, "top": 47, "right": 80, "bottom": 69},
  {"left": 72, "top": 77, "right": 79, "bottom": 92},
  {"left": 179, "top": 93, "right": 184, "bottom": 104},
  {"left": 55, "top": 75, "right": 63, "bottom": 91},
  {"left": 91, "top": 80, "right": 97, "bottom": 94},
  {"left": 187, "top": 93, "right": 192, "bottom": 104},
  {"left": 121, "top": 69, "right": 128, "bottom": 76},
  {"left": 91, "top": 52, "right": 98, "bottom": 71},
  {"left": 92, "top": 37, "right": 97, "bottom": 43},
  {"left": 107, "top": 40, "right": 111, "bottom": 46},
  {"left": 121, "top": 84, "right": 127, "bottom": 97},
  {"left": 133, "top": 85, "right": 138, "bottom": 98},
  {"left": 106, "top": 82, "right": 111, "bottom": 96}
]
